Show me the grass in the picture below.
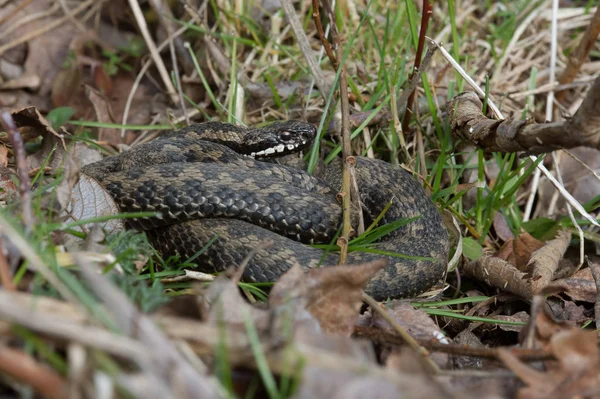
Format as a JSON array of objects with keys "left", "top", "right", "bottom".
[{"left": 1, "top": 0, "right": 599, "bottom": 397}]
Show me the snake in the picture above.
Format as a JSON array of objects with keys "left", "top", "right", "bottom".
[{"left": 81, "top": 121, "right": 449, "bottom": 300}]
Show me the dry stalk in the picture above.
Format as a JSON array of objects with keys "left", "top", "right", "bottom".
[
  {"left": 401, "top": 0, "right": 432, "bottom": 134},
  {"left": 556, "top": 5, "right": 600, "bottom": 102},
  {"left": 128, "top": 0, "right": 178, "bottom": 104},
  {"left": 0, "top": 112, "right": 33, "bottom": 233},
  {"left": 280, "top": 0, "right": 331, "bottom": 100}
]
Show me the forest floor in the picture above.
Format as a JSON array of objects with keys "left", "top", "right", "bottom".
[{"left": 0, "top": 0, "right": 599, "bottom": 398}]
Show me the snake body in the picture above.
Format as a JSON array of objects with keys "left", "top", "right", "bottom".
[{"left": 82, "top": 121, "right": 449, "bottom": 299}]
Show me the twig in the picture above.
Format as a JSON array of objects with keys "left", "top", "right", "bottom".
[
  {"left": 353, "top": 326, "right": 555, "bottom": 362},
  {"left": 0, "top": 0, "right": 34, "bottom": 27},
  {"left": 401, "top": 0, "right": 432, "bottom": 133},
  {"left": 432, "top": 39, "right": 503, "bottom": 119},
  {"left": 311, "top": 0, "right": 337, "bottom": 68},
  {"left": 362, "top": 293, "right": 440, "bottom": 374},
  {"left": 317, "top": 0, "right": 354, "bottom": 263},
  {"left": 280, "top": 0, "right": 331, "bottom": 100},
  {"left": 396, "top": 45, "right": 438, "bottom": 118},
  {"left": 0, "top": 112, "right": 33, "bottom": 233},
  {"left": 440, "top": 39, "right": 600, "bottom": 227},
  {"left": 556, "top": 5, "right": 600, "bottom": 102},
  {"left": 75, "top": 255, "right": 223, "bottom": 398},
  {"left": 128, "top": 0, "right": 178, "bottom": 104},
  {"left": 0, "top": 0, "right": 96, "bottom": 55},
  {"left": 121, "top": 24, "right": 189, "bottom": 138},
  {"left": 147, "top": 0, "right": 190, "bottom": 125},
  {"left": 0, "top": 346, "right": 67, "bottom": 399},
  {"left": 545, "top": 0, "right": 559, "bottom": 120}
]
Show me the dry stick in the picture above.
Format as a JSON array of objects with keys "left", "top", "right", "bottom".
[
  {"left": 586, "top": 257, "right": 600, "bottom": 331},
  {"left": 396, "top": 44, "right": 438, "bottom": 118},
  {"left": 75, "top": 255, "right": 223, "bottom": 398},
  {"left": 0, "top": 0, "right": 95, "bottom": 55},
  {"left": 147, "top": 0, "right": 190, "bottom": 125},
  {"left": 319, "top": 0, "right": 354, "bottom": 263},
  {"left": 0, "top": 346, "right": 67, "bottom": 399},
  {"left": 353, "top": 325, "right": 554, "bottom": 362},
  {"left": 280, "top": 0, "right": 331, "bottom": 100},
  {"left": 361, "top": 293, "right": 440, "bottom": 374},
  {"left": 0, "top": 112, "right": 33, "bottom": 233},
  {"left": 434, "top": 39, "right": 599, "bottom": 228},
  {"left": 127, "top": 0, "right": 178, "bottom": 105},
  {"left": 556, "top": 5, "right": 600, "bottom": 102},
  {"left": 311, "top": 0, "right": 337, "bottom": 68},
  {"left": 401, "top": 0, "right": 432, "bottom": 134},
  {"left": 121, "top": 24, "right": 189, "bottom": 138},
  {"left": 0, "top": 0, "right": 34, "bottom": 27}
]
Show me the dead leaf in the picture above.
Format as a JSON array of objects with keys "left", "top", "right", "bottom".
[
  {"left": 464, "top": 230, "right": 572, "bottom": 298},
  {"left": 86, "top": 85, "right": 121, "bottom": 145},
  {"left": 270, "top": 260, "right": 386, "bottom": 336},
  {"left": 551, "top": 267, "right": 598, "bottom": 303},
  {"left": 499, "top": 328, "right": 600, "bottom": 399},
  {"left": 202, "top": 275, "right": 269, "bottom": 330},
  {"left": 51, "top": 63, "right": 83, "bottom": 108},
  {"left": 64, "top": 173, "right": 122, "bottom": 236},
  {"left": 495, "top": 231, "right": 544, "bottom": 271},
  {"left": 493, "top": 212, "right": 514, "bottom": 242},
  {"left": 10, "top": 106, "right": 67, "bottom": 148}
]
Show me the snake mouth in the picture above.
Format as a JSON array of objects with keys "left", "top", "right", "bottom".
[{"left": 249, "top": 140, "right": 308, "bottom": 158}]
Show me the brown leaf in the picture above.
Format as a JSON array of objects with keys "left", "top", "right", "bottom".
[
  {"left": 500, "top": 328, "right": 600, "bottom": 399},
  {"left": 270, "top": 260, "right": 386, "bottom": 336},
  {"left": 493, "top": 212, "right": 515, "bottom": 242},
  {"left": 94, "top": 67, "right": 113, "bottom": 96},
  {"left": 10, "top": 106, "right": 67, "bottom": 147},
  {"left": 551, "top": 267, "right": 598, "bottom": 302},
  {"left": 86, "top": 85, "right": 121, "bottom": 145},
  {"left": 515, "top": 232, "right": 544, "bottom": 271},
  {"left": 51, "top": 63, "right": 83, "bottom": 108}
]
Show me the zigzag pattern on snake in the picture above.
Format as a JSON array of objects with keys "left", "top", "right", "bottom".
[{"left": 81, "top": 121, "right": 450, "bottom": 300}]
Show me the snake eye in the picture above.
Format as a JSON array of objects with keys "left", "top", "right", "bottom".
[{"left": 279, "top": 131, "right": 292, "bottom": 141}]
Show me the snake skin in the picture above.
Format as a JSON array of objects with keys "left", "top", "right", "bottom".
[{"left": 82, "top": 121, "right": 449, "bottom": 299}]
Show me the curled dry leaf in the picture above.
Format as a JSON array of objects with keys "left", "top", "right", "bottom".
[
  {"left": 10, "top": 106, "right": 67, "bottom": 146},
  {"left": 270, "top": 259, "right": 387, "bottom": 336},
  {"left": 495, "top": 231, "right": 545, "bottom": 272},
  {"left": 463, "top": 229, "right": 572, "bottom": 298}
]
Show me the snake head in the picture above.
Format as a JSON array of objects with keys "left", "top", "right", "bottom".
[{"left": 245, "top": 120, "right": 317, "bottom": 158}]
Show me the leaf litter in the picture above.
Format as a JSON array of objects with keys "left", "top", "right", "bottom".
[{"left": 0, "top": 1, "right": 599, "bottom": 398}]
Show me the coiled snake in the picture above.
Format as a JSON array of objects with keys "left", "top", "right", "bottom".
[{"left": 82, "top": 121, "right": 449, "bottom": 300}]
